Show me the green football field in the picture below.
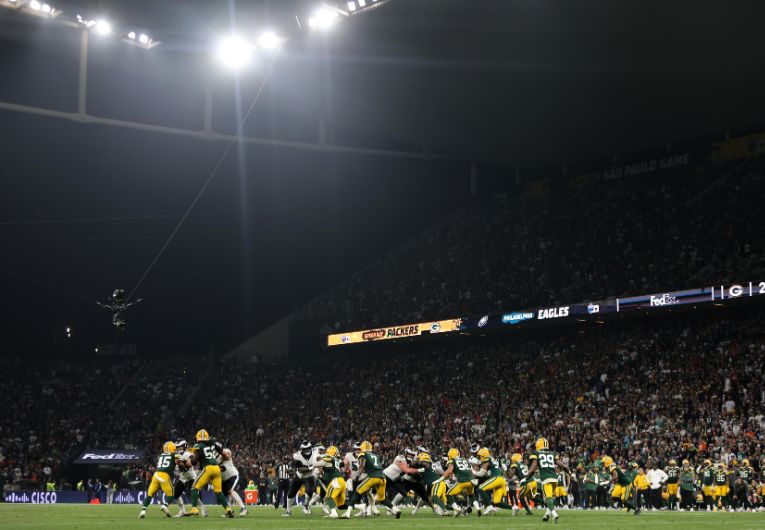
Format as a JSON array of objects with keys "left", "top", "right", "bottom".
[{"left": 0, "top": 505, "right": 763, "bottom": 530}]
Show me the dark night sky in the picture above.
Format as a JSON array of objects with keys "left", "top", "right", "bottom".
[{"left": 1, "top": 0, "right": 764, "bottom": 357}]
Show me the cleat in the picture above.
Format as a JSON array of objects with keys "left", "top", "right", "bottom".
[
  {"left": 224, "top": 508, "right": 234, "bottom": 518},
  {"left": 138, "top": 509, "right": 146, "bottom": 519},
  {"left": 184, "top": 507, "right": 200, "bottom": 517},
  {"left": 542, "top": 514, "right": 550, "bottom": 522},
  {"left": 303, "top": 506, "right": 311, "bottom": 515},
  {"left": 282, "top": 512, "right": 292, "bottom": 517},
  {"left": 239, "top": 509, "right": 248, "bottom": 517},
  {"left": 512, "top": 504, "right": 519, "bottom": 516}
]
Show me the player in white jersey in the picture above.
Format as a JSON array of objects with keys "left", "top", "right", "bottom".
[
  {"left": 284, "top": 441, "right": 315, "bottom": 517},
  {"left": 384, "top": 448, "right": 422, "bottom": 518},
  {"left": 308, "top": 445, "right": 326, "bottom": 510},
  {"left": 172, "top": 440, "right": 207, "bottom": 517},
  {"left": 344, "top": 442, "right": 361, "bottom": 494},
  {"left": 218, "top": 448, "right": 247, "bottom": 517}
]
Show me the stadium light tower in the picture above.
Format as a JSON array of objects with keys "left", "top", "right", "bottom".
[
  {"left": 93, "top": 19, "right": 112, "bottom": 36},
  {"left": 216, "top": 35, "right": 254, "bottom": 69}
]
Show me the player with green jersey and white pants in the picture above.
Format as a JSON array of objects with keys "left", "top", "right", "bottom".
[{"left": 527, "top": 437, "right": 569, "bottom": 524}]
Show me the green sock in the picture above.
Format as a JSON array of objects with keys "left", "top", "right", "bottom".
[
  {"left": 216, "top": 492, "right": 229, "bottom": 508},
  {"left": 142, "top": 496, "right": 151, "bottom": 509},
  {"left": 347, "top": 492, "right": 360, "bottom": 508},
  {"left": 546, "top": 496, "right": 555, "bottom": 511},
  {"left": 326, "top": 498, "right": 336, "bottom": 509},
  {"left": 497, "top": 502, "right": 514, "bottom": 510},
  {"left": 190, "top": 489, "right": 199, "bottom": 507}
]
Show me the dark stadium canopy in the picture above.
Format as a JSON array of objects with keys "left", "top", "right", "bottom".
[{"left": 1, "top": 0, "right": 764, "bottom": 356}]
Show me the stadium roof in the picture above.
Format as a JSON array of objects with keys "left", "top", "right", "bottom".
[{"left": 1, "top": 0, "right": 764, "bottom": 356}]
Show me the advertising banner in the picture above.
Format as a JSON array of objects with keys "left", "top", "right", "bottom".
[
  {"left": 74, "top": 450, "right": 145, "bottom": 464},
  {"left": 4, "top": 490, "right": 218, "bottom": 504},
  {"left": 327, "top": 318, "right": 463, "bottom": 346},
  {"left": 327, "top": 280, "right": 765, "bottom": 347}
]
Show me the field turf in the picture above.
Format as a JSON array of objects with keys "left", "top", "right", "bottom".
[{"left": 0, "top": 504, "right": 763, "bottom": 530}]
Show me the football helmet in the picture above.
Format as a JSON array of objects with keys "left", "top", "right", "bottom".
[
  {"left": 360, "top": 441, "right": 373, "bottom": 452},
  {"left": 300, "top": 441, "right": 313, "bottom": 456},
  {"left": 447, "top": 448, "right": 460, "bottom": 460},
  {"left": 630, "top": 461, "right": 639, "bottom": 469},
  {"left": 404, "top": 448, "right": 417, "bottom": 460},
  {"left": 742, "top": 459, "right": 749, "bottom": 467},
  {"left": 669, "top": 459, "right": 677, "bottom": 465},
  {"left": 195, "top": 429, "right": 210, "bottom": 442},
  {"left": 535, "top": 437, "right": 549, "bottom": 450},
  {"left": 703, "top": 459, "right": 711, "bottom": 466},
  {"left": 477, "top": 447, "right": 490, "bottom": 459},
  {"left": 511, "top": 453, "right": 523, "bottom": 464},
  {"left": 315, "top": 444, "right": 326, "bottom": 455},
  {"left": 417, "top": 452, "right": 431, "bottom": 463},
  {"left": 162, "top": 441, "right": 177, "bottom": 454},
  {"left": 601, "top": 455, "right": 613, "bottom": 467},
  {"left": 470, "top": 443, "right": 481, "bottom": 454},
  {"left": 417, "top": 445, "right": 430, "bottom": 455},
  {"left": 326, "top": 446, "right": 339, "bottom": 457},
  {"left": 353, "top": 442, "right": 362, "bottom": 454},
  {"left": 682, "top": 459, "right": 689, "bottom": 466},
  {"left": 175, "top": 439, "right": 188, "bottom": 451}
]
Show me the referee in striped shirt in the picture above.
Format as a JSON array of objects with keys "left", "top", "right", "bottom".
[{"left": 275, "top": 457, "right": 291, "bottom": 509}]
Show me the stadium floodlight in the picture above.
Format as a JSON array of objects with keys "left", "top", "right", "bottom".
[
  {"left": 75, "top": 14, "right": 96, "bottom": 28},
  {"left": 216, "top": 35, "right": 254, "bottom": 69},
  {"left": 93, "top": 19, "right": 112, "bottom": 36},
  {"left": 257, "top": 31, "right": 283, "bottom": 50},
  {"left": 347, "top": 1, "right": 356, "bottom": 11},
  {"left": 308, "top": 5, "right": 340, "bottom": 29},
  {"left": 21, "top": 0, "right": 61, "bottom": 18},
  {"left": 124, "top": 30, "right": 159, "bottom": 48}
]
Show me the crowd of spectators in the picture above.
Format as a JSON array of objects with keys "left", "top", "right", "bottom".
[
  {"left": 0, "top": 358, "right": 200, "bottom": 490},
  {"left": 301, "top": 157, "right": 765, "bottom": 332}
]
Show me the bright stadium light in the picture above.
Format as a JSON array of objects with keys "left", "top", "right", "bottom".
[
  {"left": 308, "top": 5, "right": 339, "bottom": 29},
  {"left": 124, "top": 30, "right": 159, "bottom": 48},
  {"left": 76, "top": 14, "right": 96, "bottom": 28},
  {"left": 138, "top": 33, "right": 149, "bottom": 44},
  {"left": 216, "top": 35, "right": 254, "bottom": 69},
  {"left": 257, "top": 31, "right": 283, "bottom": 50},
  {"left": 23, "top": 0, "right": 60, "bottom": 18},
  {"left": 93, "top": 19, "right": 112, "bottom": 36}
]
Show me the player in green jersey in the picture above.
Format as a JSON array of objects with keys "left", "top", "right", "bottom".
[
  {"left": 527, "top": 437, "right": 569, "bottom": 524},
  {"left": 440, "top": 448, "right": 476, "bottom": 516},
  {"left": 186, "top": 429, "right": 233, "bottom": 518},
  {"left": 342, "top": 441, "right": 387, "bottom": 518},
  {"left": 602, "top": 456, "right": 640, "bottom": 515},
  {"left": 139, "top": 441, "right": 179, "bottom": 519},
  {"left": 418, "top": 453, "right": 447, "bottom": 515},
  {"left": 474, "top": 447, "right": 513, "bottom": 515},
  {"left": 506, "top": 452, "right": 535, "bottom": 515}
]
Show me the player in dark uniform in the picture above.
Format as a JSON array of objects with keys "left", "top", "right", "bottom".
[
  {"left": 139, "top": 441, "right": 180, "bottom": 518},
  {"left": 603, "top": 456, "right": 640, "bottom": 515},
  {"left": 187, "top": 429, "right": 233, "bottom": 518},
  {"left": 342, "top": 441, "right": 387, "bottom": 519},
  {"left": 284, "top": 441, "right": 316, "bottom": 517},
  {"left": 527, "top": 437, "right": 570, "bottom": 524}
]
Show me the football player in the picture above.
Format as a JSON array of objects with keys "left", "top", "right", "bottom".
[
  {"left": 698, "top": 459, "right": 715, "bottom": 511},
  {"left": 284, "top": 441, "right": 316, "bottom": 516},
  {"left": 603, "top": 456, "right": 639, "bottom": 515},
  {"left": 318, "top": 446, "right": 347, "bottom": 518},
  {"left": 219, "top": 447, "right": 247, "bottom": 516},
  {"left": 344, "top": 442, "right": 361, "bottom": 496},
  {"left": 186, "top": 429, "right": 233, "bottom": 518},
  {"left": 342, "top": 441, "right": 387, "bottom": 519},
  {"left": 475, "top": 447, "right": 512, "bottom": 515},
  {"left": 306, "top": 444, "right": 326, "bottom": 510},
  {"left": 714, "top": 462, "right": 730, "bottom": 511},
  {"left": 441, "top": 448, "right": 476, "bottom": 516},
  {"left": 527, "top": 437, "right": 569, "bottom": 523},
  {"left": 506, "top": 453, "right": 535, "bottom": 516},
  {"left": 139, "top": 441, "right": 179, "bottom": 519},
  {"left": 171, "top": 439, "right": 207, "bottom": 517},
  {"left": 664, "top": 459, "right": 680, "bottom": 510},
  {"left": 384, "top": 447, "right": 423, "bottom": 518}
]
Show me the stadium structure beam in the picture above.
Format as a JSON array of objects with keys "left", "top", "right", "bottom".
[{"left": 0, "top": 100, "right": 462, "bottom": 162}]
